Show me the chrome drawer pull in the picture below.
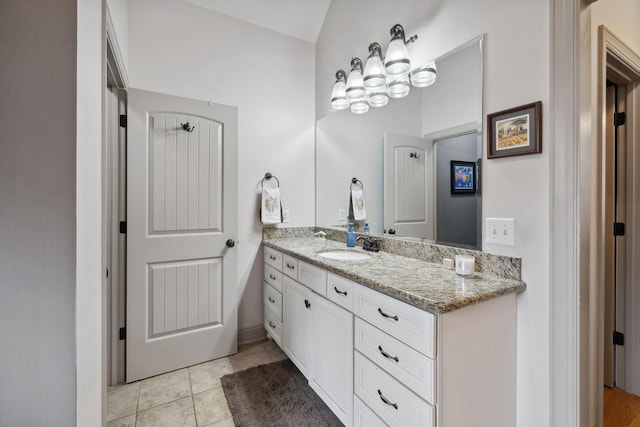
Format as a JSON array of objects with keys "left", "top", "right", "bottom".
[
  {"left": 377, "top": 389, "right": 398, "bottom": 410},
  {"left": 378, "top": 307, "right": 399, "bottom": 321},
  {"left": 378, "top": 345, "right": 399, "bottom": 362},
  {"left": 269, "top": 274, "right": 277, "bottom": 280},
  {"left": 286, "top": 263, "right": 295, "bottom": 270},
  {"left": 269, "top": 255, "right": 277, "bottom": 261},
  {"left": 268, "top": 321, "right": 276, "bottom": 329},
  {"left": 268, "top": 296, "right": 276, "bottom": 303},
  {"left": 334, "top": 286, "right": 348, "bottom": 296}
]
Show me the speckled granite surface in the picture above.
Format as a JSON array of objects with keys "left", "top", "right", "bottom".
[
  {"left": 263, "top": 237, "right": 526, "bottom": 314},
  {"left": 267, "top": 226, "right": 522, "bottom": 281}
]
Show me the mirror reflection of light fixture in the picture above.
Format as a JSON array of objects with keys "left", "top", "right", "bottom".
[
  {"left": 330, "top": 70, "right": 349, "bottom": 110},
  {"left": 410, "top": 61, "right": 437, "bottom": 88},
  {"left": 387, "top": 74, "right": 411, "bottom": 99},
  {"left": 330, "top": 24, "right": 436, "bottom": 114}
]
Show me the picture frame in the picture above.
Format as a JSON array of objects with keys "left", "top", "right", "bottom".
[
  {"left": 487, "top": 101, "right": 542, "bottom": 159},
  {"left": 450, "top": 160, "right": 476, "bottom": 194}
]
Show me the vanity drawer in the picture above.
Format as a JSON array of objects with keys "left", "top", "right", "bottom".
[
  {"left": 264, "top": 246, "right": 283, "bottom": 271},
  {"left": 263, "top": 282, "right": 282, "bottom": 321},
  {"left": 355, "top": 317, "right": 435, "bottom": 404},
  {"left": 327, "top": 273, "right": 355, "bottom": 312},
  {"left": 283, "top": 254, "right": 299, "bottom": 279},
  {"left": 264, "top": 311, "right": 282, "bottom": 347},
  {"left": 354, "top": 395, "right": 386, "bottom": 427},
  {"left": 298, "top": 260, "right": 327, "bottom": 297},
  {"left": 263, "top": 264, "right": 283, "bottom": 292},
  {"left": 354, "top": 351, "right": 434, "bottom": 427},
  {"left": 354, "top": 285, "right": 436, "bottom": 359}
]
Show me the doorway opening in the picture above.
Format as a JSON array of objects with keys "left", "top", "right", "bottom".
[{"left": 596, "top": 25, "right": 640, "bottom": 427}]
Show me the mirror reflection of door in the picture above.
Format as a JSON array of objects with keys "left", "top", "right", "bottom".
[
  {"left": 434, "top": 131, "right": 481, "bottom": 249},
  {"left": 383, "top": 132, "right": 435, "bottom": 240}
]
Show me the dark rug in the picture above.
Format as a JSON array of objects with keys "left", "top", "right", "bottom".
[{"left": 220, "top": 359, "right": 344, "bottom": 427}]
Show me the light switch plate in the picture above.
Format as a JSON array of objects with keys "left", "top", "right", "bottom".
[
  {"left": 338, "top": 208, "right": 346, "bottom": 221},
  {"left": 486, "top": 218, "right": 515, "bottom": 246},
  {"left": 282, "top": 209, "right": 290, "bottom": 223}
]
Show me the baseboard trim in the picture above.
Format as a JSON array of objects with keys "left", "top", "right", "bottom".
[{"left": 238, "top": 325, "right": 267, "bottom": 345}]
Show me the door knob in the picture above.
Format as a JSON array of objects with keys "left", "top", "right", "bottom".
[{"left": 226, "top": 239, "right": 235, "bottom": 248}]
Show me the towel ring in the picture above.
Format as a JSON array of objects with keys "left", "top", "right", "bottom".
[
  {"left": 261, "top": 172, "right": 280, "bottom": 189},
  {"left": 350, "top": 177, "right": 364, "bottom": 190}
]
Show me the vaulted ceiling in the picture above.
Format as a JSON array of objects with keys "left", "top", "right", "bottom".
[{"left": 180, "top": 0, "right": 332, "bottom": 43}]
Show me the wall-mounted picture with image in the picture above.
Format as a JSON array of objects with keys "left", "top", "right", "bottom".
[
  {"left": 450, "top": 160, "right": 476, "bottom": 194},
  {"left": 487, "top": 101, "right": 542, "bottom": 159}
]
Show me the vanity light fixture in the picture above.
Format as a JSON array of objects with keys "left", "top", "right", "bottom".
[
  {"left": 330, "top": 70, "right": 349, "bottom": 110},
  {"left": 384, "top": 24, "right": 417, "bottom": 76},
  {"left": 330, "top": 24, "right": 436, "bottom": 114}
]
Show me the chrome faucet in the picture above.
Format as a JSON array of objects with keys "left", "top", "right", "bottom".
[{"left": 357, "top": 236, "right": 382, "bottom": 252}]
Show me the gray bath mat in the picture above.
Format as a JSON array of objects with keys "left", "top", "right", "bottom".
[{"left": 220, "top": 358, "right": 344, "bottom": 427}]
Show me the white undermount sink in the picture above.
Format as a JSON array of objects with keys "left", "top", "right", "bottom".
[{"left": 317, "top": 251, "right": 372, "bottom": 261}]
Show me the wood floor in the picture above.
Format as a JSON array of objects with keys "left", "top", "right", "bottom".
[{"left": 605, "top": 387, "right": 640, "bottom": 427}]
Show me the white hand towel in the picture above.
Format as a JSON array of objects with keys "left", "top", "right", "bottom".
[
  {"left": 350, "top": 188, "right": 367, "bottom": 221},
  {"left": 261, "top": 186, "right": 282, "bottom": 224}
]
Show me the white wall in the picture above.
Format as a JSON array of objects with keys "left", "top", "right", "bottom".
[
  {"left": 0, "top": 1, "right": 77, "bottom": 425},
  {"left": 317, "top": 1, "right": 550, "bottom": 425},
  {"left": 128, "top": 0, "right": 316, "bottom": 337},
  {"left": 76, "top": 0, "right": 106, "bottom": 425}
]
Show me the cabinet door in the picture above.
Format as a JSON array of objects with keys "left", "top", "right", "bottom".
[
  {"left": 283, "top": 276, "right": 312, "bottom": 377},
  {"left": 310, "top": 294, "right": 353, "bottom": 427}
]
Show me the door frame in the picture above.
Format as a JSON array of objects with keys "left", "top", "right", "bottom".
[
  {"left": 595, "top": 27, "right": 640, "bottom": 400},
  {"left": 105, "top": 6, "right": 128, "bottom": 387}
]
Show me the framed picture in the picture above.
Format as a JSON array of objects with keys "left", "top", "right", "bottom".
[
  {"left": 450, "top": 160, "right": 476, "bottom": 194},
  {"left": 487, "top": 101, "right": 542, "bottom": 159}
]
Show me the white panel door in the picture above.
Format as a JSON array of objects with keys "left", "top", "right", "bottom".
[
  {"left": 126, "top": 88, "right": 238, "bottom": 382},
  {"left": 383, "top": 132, "right": 434, "bottom": 239}
]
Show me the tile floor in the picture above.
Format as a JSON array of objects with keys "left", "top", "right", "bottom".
[{"left": 107, "top": 339, "right": 288, "bottom": 427}]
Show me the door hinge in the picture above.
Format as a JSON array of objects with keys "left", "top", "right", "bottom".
[
  {"left": 614, "top": 112, "right": 626, "bottom": 127},
  {"left": 613, "top": 222, "right": 625, "bottom": 236},
  {"left": 119, "top": 221, "right": 127, "bottom": 234},
  {"left": 119, "top": 114, "right": 127, "bottom": 128},
  {"left": 119, "top": 327, "right": 126, "bottom": 340},
  {"left": 613, "top": 331, "right": 625, "bottom": 346},
  {"left": 106, "top": 268, "right": 109, "bottom": 278}
]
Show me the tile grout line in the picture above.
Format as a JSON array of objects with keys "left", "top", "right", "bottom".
[
  {"left": 188, "top": 367, "right": 199, "bottom": 427},
  {"left": 134, "top": 382, "right": 141, "bottom": 427}
]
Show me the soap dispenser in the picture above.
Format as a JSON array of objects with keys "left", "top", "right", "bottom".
[{"left": 347, "top": 223, "right": 356, "bottom": 247}]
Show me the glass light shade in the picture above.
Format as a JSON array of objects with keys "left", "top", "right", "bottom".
[
  {"left": 366, "top": 86, "right": 389, "bottom": 107},
  {"left": 384, "top": 38, "right": 411, "bottom": 76},
  {"left": 346, "top": 68, "right": 366, "bottom": 101},
  {"left": 363, "top": 55, "right": 386, "bottom": 88},
  {"left": 350, "top": 99, "right": 370, "bottom": 114},
  {"left": 387, "top": 74, "right": 410, "bottom": 99},
  {"left": 330, "top": 80, "right": 349, "bottom": 110},
  {"left": 410, "top": 61, "right": 437, "bottom": 88}
]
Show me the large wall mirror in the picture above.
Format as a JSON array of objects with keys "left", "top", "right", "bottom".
[{"left": 316, "top": 35, "right": 484, "bottom": 249}]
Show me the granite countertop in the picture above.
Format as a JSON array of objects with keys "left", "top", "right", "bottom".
[{"left": 263, "top": 237, "right": 526, "bottom": 314}]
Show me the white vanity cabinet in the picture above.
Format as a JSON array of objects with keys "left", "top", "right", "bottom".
[
  {"left": 263, "top": 243, "right": 517, "bottom": 427},
  {"left": 353, "top": 285, "right": 517, "bottom": 427},
  {"left": 282, "top": 276, "right": 312, "bottom": 376},
  {"left": 263, "top": 247, "right": 354, "bottom": 427},
  {"left": 310, "top": 293, "right": 353, "bottom": 425}
]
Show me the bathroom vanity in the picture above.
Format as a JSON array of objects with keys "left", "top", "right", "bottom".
[{"left": 262, "top": 233, "right": 525, "bottom": 427}]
